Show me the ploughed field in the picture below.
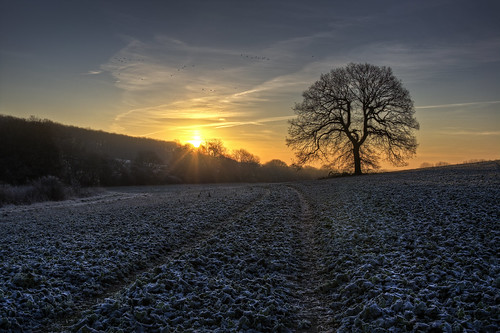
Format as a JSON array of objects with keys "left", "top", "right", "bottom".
[{"left": 0, "top": 162, "right": 498, "bottom": 332}]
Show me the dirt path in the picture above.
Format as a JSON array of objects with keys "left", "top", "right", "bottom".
[{"left": 289, "top": 185, "right": 333, "bottom": 332}]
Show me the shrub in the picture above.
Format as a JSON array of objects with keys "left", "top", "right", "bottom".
[
  {"left": 0, "top": 184, "right": 35, "bottom": 206},
  {"left": 33, "top": 176, "right": 67, "bottom": 201},
  {"left": 0, "top": 176, "right": 67, "bottom": 206}
]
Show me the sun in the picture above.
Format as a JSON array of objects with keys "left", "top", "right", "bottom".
[{"left": 187, "top": 133, "right": 203, "bottom": 148}]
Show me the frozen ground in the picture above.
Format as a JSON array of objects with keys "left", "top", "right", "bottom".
[{"left": 0, "top": 162, "right": 498, "bottom": 332}]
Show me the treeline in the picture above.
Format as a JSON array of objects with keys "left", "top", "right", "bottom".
[
  {"left": 420, "top": 159, "right": 488, "bottom": 169},
  {"left": 0, "top": 115, "right": 326, "bottom": 187}
]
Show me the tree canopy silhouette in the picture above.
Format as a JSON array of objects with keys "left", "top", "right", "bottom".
[
  {"left": 287, "top": 63, "right": 419, "bottom": 175},
  {"left": 0, "top": 115, "right": 329, "bottom": 187},
  {"left": 232, "top": 149, "right": 260, "bottom": 165}
]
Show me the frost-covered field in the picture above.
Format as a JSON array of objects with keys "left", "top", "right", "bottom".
[{"left": 0, "top": 162, "right": 498, "bottom": 332}]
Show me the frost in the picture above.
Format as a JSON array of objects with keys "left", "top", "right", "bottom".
[{"left": 0, "top": 162, "right": 499, "bottom": 331}]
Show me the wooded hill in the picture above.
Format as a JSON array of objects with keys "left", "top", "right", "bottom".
[{"left": 0, "top": 115, "right": 325, "bottom": 186}]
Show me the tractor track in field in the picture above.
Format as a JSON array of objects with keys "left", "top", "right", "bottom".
[
  {"left": 50, "top": 186, "right": 272, "bottom": 331},
  {"left": 289, "top": 185, "right": 333, "bottom": 332},
  {"left": 56, "top": 184, "right": 304, "bottom": 331},
  {"left": 54, "top": 185, "right": 333, "bottom": 332}
]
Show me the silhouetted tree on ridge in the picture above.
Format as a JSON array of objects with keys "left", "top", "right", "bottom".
[
  {"left": 287, "top": 63, "right": 419, "bottom": 175},
  {"left": 232, "top": 148, "right": 260, "bottom": 165}
]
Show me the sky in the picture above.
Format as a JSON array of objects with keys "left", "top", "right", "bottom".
[{"left": 1, "top": 0, "right": 499, "bottom": 169}]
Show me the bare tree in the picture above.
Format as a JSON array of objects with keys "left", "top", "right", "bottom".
[
  {"left": 232, "top": 148, "right": 260, "bottom": 164},
  {"left": 420, "top": 162, "right": 434, "bottom": 168},
  {"left": 287, "top": 63, "right": 419, "bottom": 175},
  {"left": 204, "top": 139, "right": 227, "bottom": 158},
  {"left": 264, "top": 159, "right": 288, "bottom": 168}
]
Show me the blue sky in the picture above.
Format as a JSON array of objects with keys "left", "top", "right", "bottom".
[{"left": 1, "top": 0, "right": 499, "bottom": 167}]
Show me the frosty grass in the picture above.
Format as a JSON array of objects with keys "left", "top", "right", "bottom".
[{"left": 0, "top": 162, "right": 498, "bottom": 332}]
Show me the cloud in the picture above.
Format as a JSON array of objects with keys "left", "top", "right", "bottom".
[
  {"left": 339, "top": 38, "right": 500, "bottom": 81},
  {"left": 416, "top": 100, "right": 500, "bottom": 109},
  {"left": 439, "top": 129, "right": 500, "bottom": 136},
  {"left": 104, "top": 30, "right": 500, "bottom": 142},
  {"left": 83, "top": 70, "right": 103, "bottom": 75},
  {"left": 114, "top": 101, "right": 294, "bottom": 139},
  {"left": 213, "top": 115, "right": 293, "bottom": 129},
  {"left": 102, "top": 33, "right": 324, "bottom": 138}
]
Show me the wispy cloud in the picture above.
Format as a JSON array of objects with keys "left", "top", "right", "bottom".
[
  {"left": 83, "top": 70, "right": 102, "bottom": 75},
  {"left": 133, "top": 112, "right": 293, "bottom": 138},
  {"left": 103, "top": 29, "right": 500, "bottom": 144},
  {"left": 185, "top": 115, "right": 294, "bottom": 130},
  {"left": 327, "top": 37, "right": 500, "bottom": 83},
  {"left": 439, "top": 129, "right": 500, "bottom": 136},
  {"left": 103, "top": 33, "right": 323, "bottom": 138},
  {"left": 416, "top": 100, "right": 500, "bottom": 109}
]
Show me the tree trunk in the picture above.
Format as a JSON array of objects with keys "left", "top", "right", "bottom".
[{"left": 353, "top": 145, "right": 362, "bottom": 175}]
